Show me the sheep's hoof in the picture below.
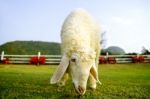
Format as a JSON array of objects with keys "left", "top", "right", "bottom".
[
  {"left": 57, "top": 82, "right": 65, "bottom": 86},
  {"left": 89, "top": 84, "right": 96, "bottom": 90}
]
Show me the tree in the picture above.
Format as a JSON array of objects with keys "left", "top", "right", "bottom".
[
  {"left": 100, "top": 31, "right": 107, "bottom": 49},
  {"left": 141, "top": 47, "right": 150, "bottom": 55}
]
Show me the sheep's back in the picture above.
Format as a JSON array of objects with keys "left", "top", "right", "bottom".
[{"left": 61, "top": 9, "right": 100, "bottom": 54}]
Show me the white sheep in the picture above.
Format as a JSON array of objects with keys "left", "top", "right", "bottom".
[{"left": 50, "top": 8, "right": 101, "bottom": 95}]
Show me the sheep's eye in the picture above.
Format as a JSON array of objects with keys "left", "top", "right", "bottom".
[{"left": 71, "top": 58, "right": 76, "bottom": 62}]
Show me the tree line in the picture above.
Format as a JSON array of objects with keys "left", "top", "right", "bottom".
[{"left": 0, "top": 41, "right": 61, "bottom": 55}]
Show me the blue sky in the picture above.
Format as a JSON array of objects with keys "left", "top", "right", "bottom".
[{"left": 0, "top": 0, "right": 150, "bottom": 53}]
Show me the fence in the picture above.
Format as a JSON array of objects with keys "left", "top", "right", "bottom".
[
  {"left": 0, "top": 51, "right": 150, "bottom": 65},
  {"left": 0, "top": 51, "right": 61, "bottom": 65},
  {"left": 99, "top": 54, "right": 150, "bottom": 64}
]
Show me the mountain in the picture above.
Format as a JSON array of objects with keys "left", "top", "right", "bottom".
[{"left": 0, "top": 41, "right": 61, "bottom": 55}]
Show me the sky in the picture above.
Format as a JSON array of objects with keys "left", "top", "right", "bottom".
[{"left": 0, "top": 0, "right": 150, "bottom": 53}]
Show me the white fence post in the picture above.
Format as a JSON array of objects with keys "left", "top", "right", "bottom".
[
  {"left": 1, "top": 51, "right": 4, "bottom": 61},
  {"left": 38, "top": 52, "right": 41, "bottom": 59},
  {"left": 37, "top": 52, "right": 41, "bottom": 65},
  {"left": 106, "top": 52, "right": 109, "bottom": 58}
]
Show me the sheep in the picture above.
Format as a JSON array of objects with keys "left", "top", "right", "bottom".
[{"left": 50, "top": 8, "right": 101, "bottom": 95}]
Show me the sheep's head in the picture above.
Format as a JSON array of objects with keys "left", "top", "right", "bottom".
[
  {"left": 50, "top": 48, "right": 100, "bottom": 95},
  {"left": 69, "top": 51, "right": 95, "bottom": 95}
]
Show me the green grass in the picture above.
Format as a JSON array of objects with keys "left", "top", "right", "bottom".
[{"left": 0, "top": 64, "right": 150, "bottom": 99}]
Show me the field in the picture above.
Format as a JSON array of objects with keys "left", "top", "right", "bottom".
[{"left": 0, "top": 64, "right": 150, "bottom": 99}]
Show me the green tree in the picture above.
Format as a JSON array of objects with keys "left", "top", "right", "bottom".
[{"left": 141, "top": 47, "right": 150, "bottom": 55}]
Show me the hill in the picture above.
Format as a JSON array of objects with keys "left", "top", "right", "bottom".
[
  {"left": 106, "top": 46, "right": 125, "bottom": 55},
  {"left": 101, "top": 46, "right": 126, "bottom": 55},
  {"left": 0, "top": 41, "right": 61, "bottom": 55}
]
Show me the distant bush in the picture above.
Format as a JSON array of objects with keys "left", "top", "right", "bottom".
[
  {"left": 132, "top": 56, "right": 145, "bottom": 63},
  {"left": 0, "top": 57, "right": 9, "bottom": 64},
  {"left": 30, "top": 56, "right": 46, "bottom": 65},
  {"left": 125, "top": 53, "right": 138, "bottom": 55}
]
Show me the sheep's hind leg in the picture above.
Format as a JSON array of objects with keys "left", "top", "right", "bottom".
[{"left": 58, "top": 73, "right": 69, "bottom": 86}]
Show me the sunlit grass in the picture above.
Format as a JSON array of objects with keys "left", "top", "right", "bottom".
[{"left": 0, "top": 64, "right": 150, "bottom": 98}]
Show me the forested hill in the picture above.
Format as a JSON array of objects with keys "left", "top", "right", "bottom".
[{"left": 0, "top": 41, "right": 61, "bottom": 55}]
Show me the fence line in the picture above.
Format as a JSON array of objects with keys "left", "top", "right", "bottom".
[
  {"left": 0, "top": 51, "right": 61, "bottom": 64},
  {"left": 0, "top": 51, "right": 150, "bottom": 64},
  {"left": 99, "top": 54, "right": 150, "bottom": 64}
]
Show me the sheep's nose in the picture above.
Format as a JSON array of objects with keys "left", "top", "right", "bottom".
[
  {"left": 73, "top": 84, "right": 86, "bottom": 95},
  {"left": 78, "top": 85, "right": 85, "bottom": 95}
]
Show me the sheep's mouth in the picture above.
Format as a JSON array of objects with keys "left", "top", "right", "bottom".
[{"left": 73, "top": 83, "right": 85, "bottom": 95}]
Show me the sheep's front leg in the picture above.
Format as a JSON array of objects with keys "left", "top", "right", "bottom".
[
  {"left": 58, "top": 73, "right": 69, "bottom": 86},
  {"left": 89, "top": 73, "right": 97, "bottom": 89}
]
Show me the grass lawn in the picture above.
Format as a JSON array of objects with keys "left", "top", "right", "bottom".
[{"left": 0, "top": 64, "right": 150, "bottom": 99}]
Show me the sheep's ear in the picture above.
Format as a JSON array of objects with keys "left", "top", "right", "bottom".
[
  {"left": 90, "top": 63, "right": 102, "bottom": 85},
  {"left": 50, "top": 54, "right": 69, "bottom": 84}
]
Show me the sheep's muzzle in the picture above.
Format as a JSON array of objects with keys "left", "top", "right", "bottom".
[{"left": 73, "top": 83, "right": 86, "bottom": 95}]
